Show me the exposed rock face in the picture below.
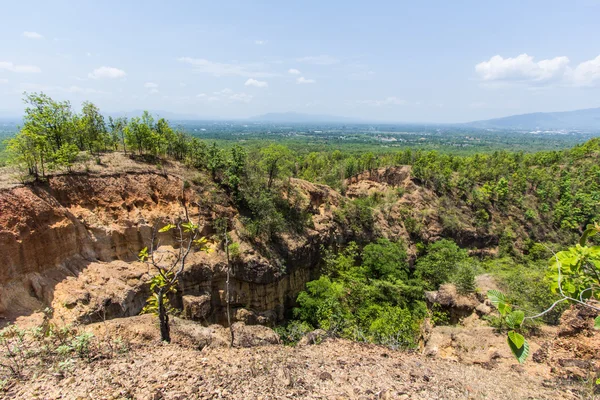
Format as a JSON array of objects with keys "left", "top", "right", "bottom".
[{"left": 0, "top": 171, "right": 342, "bottom": 325}]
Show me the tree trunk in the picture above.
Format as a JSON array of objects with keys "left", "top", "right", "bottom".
[
  {"left": 157, "top": 288, "right": 171, "bottom": 343},
  {"left": 225, "top": 232, "right": 234, "bottom": 347}
]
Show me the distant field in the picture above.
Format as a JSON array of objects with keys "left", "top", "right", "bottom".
[
  {"left": 172, "top": 121, "right": 600, "bottom": 155},
  {"left": 1, "top": 120, "right": 599, "bottom": 167}
]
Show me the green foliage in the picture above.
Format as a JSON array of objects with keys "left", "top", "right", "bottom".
[
  {"left": 487, "top": 289, "right": 530, "bottom": 363},
  {"left": 362, "top": 238, "right": 409, "bottom": 280},
  {"left": 293, "top": 240, "right": 425, "bottom": 349},
  {"left": 141, "top": 271, "right": 178, "bottom": 316},
  {"left": 228, "top": 242, "right": 241, "bottom": 259},
  {"left": 414, "top": 239, "right": 469, "bottom": 290},
  {"left": 274, "top": 321, "right": 314, "bottom": 345},
  {"left": 453, "top": 262, "right": 476, "bottom": 295}
]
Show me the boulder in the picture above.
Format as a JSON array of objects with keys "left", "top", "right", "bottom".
[
  {"left": 231, "top": 322, "right": 280, "bottom": 347},
  {"left": 182, "top": 294, "right": 212, "bottom": 321}
]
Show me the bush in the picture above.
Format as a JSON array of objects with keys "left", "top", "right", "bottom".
[
  {"left": 453, "top": 262, "right": 476, "bottom": 295},
  {"left": 274, "top": 321, "right": 314, "bottom": 345},
  {"left": 292, "top": 241, "right": 426, "bottom": 349},
  {"left": 414, "top": 239, "right": 468, "bottom": 290}
]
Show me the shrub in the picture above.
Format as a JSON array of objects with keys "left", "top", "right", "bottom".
[
  {"left": 414, "top": 239, "right": 468, "bottom": 290},
  {"left": 453, "top": 262, "right": 476, "bottom": 295}
]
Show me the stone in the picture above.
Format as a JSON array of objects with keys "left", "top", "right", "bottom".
[
  {"left": 298, "top": 329, "right": 328, "bottom": 346},
  {"left": 182, "top": 294, "right": 212, "bottom": 321}
]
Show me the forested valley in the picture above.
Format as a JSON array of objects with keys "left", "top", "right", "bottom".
[{"left": 1, "top": 93, "right": 600, "bottom": 398}]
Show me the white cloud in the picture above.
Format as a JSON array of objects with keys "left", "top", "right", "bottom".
[
  {"left": 568, "top": 55, "right": 600, "bottom": 87},
  {"left": 0, "top": 61, "right": 41, "bottom": 73},
  {"left": 88, "top": 66, "right": 126, "bottom": 79},
  {"left": 245, "top": 78, "right": 268, "bottom": 88},
  {"left": 23, "top": 31, "right": 43, "bottom": 39},
  {"left": 297, "top": 55, "right": 339, "bottom": 65},
  {"left": 358, "top": 96, "right": 406, "bottom": 106},
  {"left": 197, "top": 88, "right": 253, "bottom": 103},
  {"left": 296, "top": 76, "right": 316, "bottom": 84},
  {"left": 254, "top": 40, "right": 267, "bottom": 45},
  {"left": 177, "top": 57, "right": 276, "bottom": 77},
  {"left": 144, "top": 82, "right": 159, "bottom": 88},
  {"left": 0, "top": 78, "right": 8, "bottom": 84},
  {"left": 288, "top": 68, "right": 301, "bottom": 75},
  {"left": 475, "top": 54, "right": 569, "bottom": 83},
  {"left": 475, "top": 53, "right": 600, "bottom": 88}
]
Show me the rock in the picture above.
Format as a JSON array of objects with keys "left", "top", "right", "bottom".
[
  {"left": 231, "top": 322, "right": 280, "bottom": 347},
  {"left": 319, "top": 371, "right": 332, "bottom": 381},
  {"left": 558, "top": 304, "right": 600, "bottom": 336},
  {"left": 532, "top": 346, "right": 548, "bottom": 363},
  {"left": 475, "top": 303, "right": 492, "bottom": 316},
  {"left": 298, "top": 329, "right": 327, "bottom": 346},
  {"left": 234, "top": 308, "right": 257, "bottom": 325},
  {"left": 182, "top": 294, "right": 212, "bottom": 321}
]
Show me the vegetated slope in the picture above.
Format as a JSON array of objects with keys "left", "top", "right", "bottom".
[
  {"left": 465, "top": 107, "right": 600, "bottom": 130},
  {"left": 0, "top": 153, "right": 599, "bottom": 398},
  {"left": 1, "top": 140, "right": 599, "bottom": 327}
]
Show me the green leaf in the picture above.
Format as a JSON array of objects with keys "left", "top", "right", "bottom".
[
  {"left": 506, "top": 310, "right": 525, "bottom": 329},
  {"left": 595, "top": 316, "right": 600, "bottom": 330},
  {"left": 497, "top": 302, "right": 512, "bottom": 317},
  {"left": 508, "top": 330, "right": 525, "bottom": 349},
  {"left": 487, "top": 290, "right": 506, "bottom": 307},
  {"left": 158, "top": 223, "right": 176, "bottom": 233},
  {"left": 138, "top": 247, "right": 149, "bottom": 262},
  {"left": 507, "top": 336, "right": 529, "bottom": 364}
]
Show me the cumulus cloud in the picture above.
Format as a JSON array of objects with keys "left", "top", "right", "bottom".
[
  {"left": 177, "top": 57, "right": 275, "bottom": 78},
  {"left": 0, "top": 78, "right": 8, "bottom": 84},
  {"left": 144, "top": 82, "right": 159, "bottom": 88},
  {"left": 245, "top": 78, "right": 268, "bottom": 88},
  {"left": 568, "top": 55, "right": 600, "bottom": 87},
  {"left": 475, "top": 53, "right": 600, "bottom": 87},
  {"left": 475, "top": 54, "right": 570, "bottom": 83},
  {"left": 296, "top": 76, "right": 316, "bottom": 84},
  {"left": 254, "top": 40, "right": 267, "bottom": 45},
  {"left": 0, "top": 61, "right": 41, "bottom": 73},
  {"left": 297, "top": 55, "right": 339, "bottom": 65},
  {"left": 288, "top": 68, "right": 301, "bottom": 75},
  {"left": 23, "top": 31, "right": 43, "bottom": 39},
  {"left": 358, "top": 96, "right": 406, "bottom": 106},
  {"left": 88, "top": 66, "right": 126, "bottom": 79}
]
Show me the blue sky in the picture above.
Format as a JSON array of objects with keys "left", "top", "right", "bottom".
[{"left": 1, "top": 0, "right": 600, "bottom": 122}]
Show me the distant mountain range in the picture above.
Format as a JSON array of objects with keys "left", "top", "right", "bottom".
[{"left": 464, "top": 108, "right": 600, "bottom": 131}]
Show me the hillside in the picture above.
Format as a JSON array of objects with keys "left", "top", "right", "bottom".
[
  {"left": 465, "top": 107, "right": 600, "bottom": 131},
  {"left": 1, "top": 152, "right": 599, "bottom": 398}
]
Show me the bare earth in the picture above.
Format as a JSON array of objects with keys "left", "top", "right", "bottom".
[{"left": 3, "top": 338, "right": 587, "bottom": 400}]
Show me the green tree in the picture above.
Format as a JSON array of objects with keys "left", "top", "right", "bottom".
[
  {"left": 414, "top": 239, "right": 468, "bottom": 290},
  {"left": 260, "top": 144, "right": 293, "bottom": 190},
  {"left": 80, "top": 101, "right": 107, "bottom": 154}
]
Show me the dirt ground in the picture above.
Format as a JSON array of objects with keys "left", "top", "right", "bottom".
[{"left": 2, "top": 336, "right": 592, "bottom": 400}]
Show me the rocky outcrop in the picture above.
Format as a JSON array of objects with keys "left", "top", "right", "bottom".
[{"left": 0, "top": 171, "right": 343, "bottom": 326}]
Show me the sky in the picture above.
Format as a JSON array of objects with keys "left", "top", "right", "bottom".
[{"left": 1, "top": 0, "right": 600, "bottom": 123}]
